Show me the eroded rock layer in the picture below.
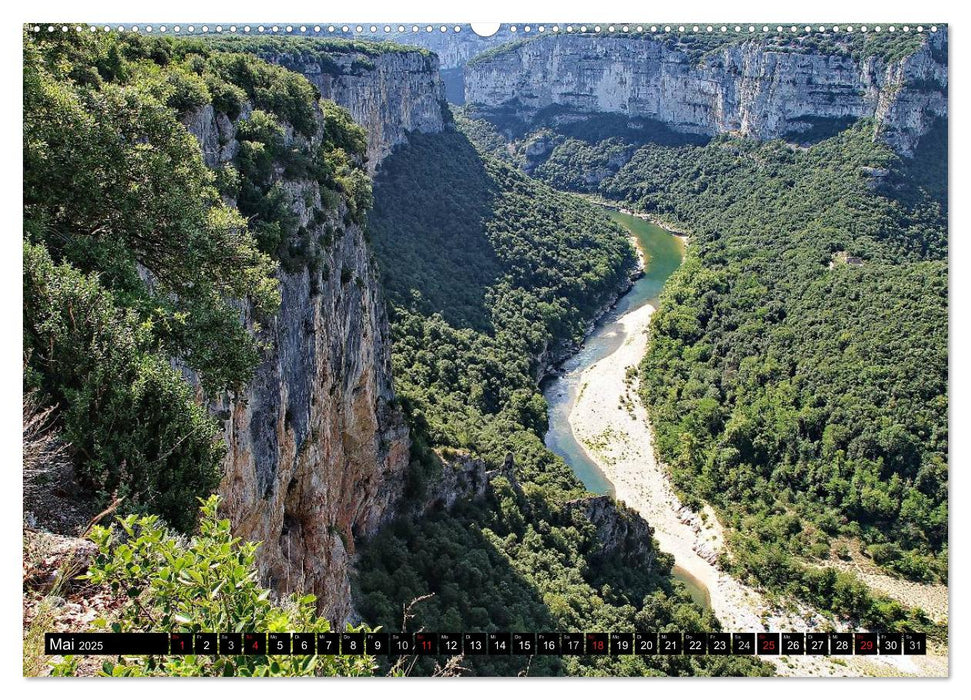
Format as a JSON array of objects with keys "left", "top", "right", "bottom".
[{"left": 465, "top": 32, "right": 948, "bottom": 155}]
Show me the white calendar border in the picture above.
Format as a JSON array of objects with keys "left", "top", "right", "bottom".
[{"left": 2, "top": 0, "right": 962, "bottom": 697}]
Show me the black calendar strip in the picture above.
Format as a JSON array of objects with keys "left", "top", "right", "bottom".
[{"left": 45, "top": 631, "right": 926, "bottom": 656}]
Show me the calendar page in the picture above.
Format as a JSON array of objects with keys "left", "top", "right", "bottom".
[{"left": 22, "top": 17, "right": 948, "bottom": 679}]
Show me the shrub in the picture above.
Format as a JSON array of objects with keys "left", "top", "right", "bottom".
[
  {"left": 204, "top": 73, "right": 247, "bottom": 119},
  {"left": 23, "top": 243, "right": 223, "bottom": 532},
  {"left": 162, "top": 66, "right": 211, "bottom": 113},
  {"left": 52, "top": 497, "right": 377, "bottom": 677}
]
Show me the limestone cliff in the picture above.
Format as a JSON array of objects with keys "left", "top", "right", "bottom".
[
  {"left": 262, "top": 48, "right": 449, "bottom": 171},
  {"left": 465, "top": 31, "right": 948, "bottom": 156},
  {"left": 172, "top": 42, "right": 452, "bottom": 623},
  {"left": 184, "top": 100, "right": 411, "bottom": 624}
]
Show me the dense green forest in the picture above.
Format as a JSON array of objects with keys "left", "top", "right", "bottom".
[
  {"left": 353, "top": 127, "right": 769, "bottom": 676},
  {"left": 23, "top": 31, "right": 381, "bottom": 675},
  {"left": 464, "top": 112, "right": 947, "bottom": 631},
  {"left": 23, "top": 31, "right": 371, "bottom": 529},
  {"left": 606, "top": 125, "right": 947, "bottom": 587},
  {"left": 370, "top": 129, "right": 635, "bottom": 418}
]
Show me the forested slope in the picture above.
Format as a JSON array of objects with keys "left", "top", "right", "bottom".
[
  {"left": 604, "top": 125, "right": 947, "bottom": 589},
  {"left": 353, "top": 128, "right": 770, "bottom": 676},
  {"left": 461, "top": 101, "right": 948, "bottom": 633}
]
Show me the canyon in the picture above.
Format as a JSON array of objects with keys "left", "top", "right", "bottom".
[
  {"left": 22, "top": 26, "right": 949, "bottom": 678},
  {"left": 186, "top": 29, "right": 947, "bottom": 624}
]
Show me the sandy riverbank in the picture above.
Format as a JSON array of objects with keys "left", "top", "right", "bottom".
[{"left": 566, "top": 300, "right": 947, "bottom": 677}]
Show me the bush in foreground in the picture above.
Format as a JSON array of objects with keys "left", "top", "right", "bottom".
[{"left": 51, "top": 497, "right": 376, "bottom": 677}]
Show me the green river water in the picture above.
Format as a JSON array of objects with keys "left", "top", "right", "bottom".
[{"left": 541, "top": 209, "right": 710, "bottom": 608}]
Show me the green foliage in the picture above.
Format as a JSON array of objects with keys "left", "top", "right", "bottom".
[
  {"left": 466, "top": 39, "right": 533, "bottom": 67},
  {"left": 451, "top": 109, "right": 516, "bottom": 163},
  {"left": 205, "top": 51, "right": 319, "bottom": 136},
  {"left": 457, "top": 108, "right": 709, "bottom": 183},
  {"left": 356, "top": 127, "right": 768, "bottom": 676},
  {"left": 205, "top": 35, "right": 434, "bottom": 62},
  {"left": 24, "top": 243, "right": 223, "bottom": 533},
  {"left": 22, "top": 31, "right": 373, "bottom": 532},
  {"left": 725, "top": 539, "right": 939, "bottom": 639},
  {"left": 369, "top": 129, "right": 636, "bottom": 438},
  {"left": 24, "top": 31, "right": 279, "bottom": 393},
  {"left": 535, "top": 137, "right": 635, "bottom": 191},
  {"left": 55, "top": 497, "right": 376, "bottom": 677},
  {"left": 319, "top": 101, "right": 373, "bottom": 220},
  {"left": 470, "top": 97, "right": 947, "bottom": 624},
  {"left": 229, "top": 93, "right": 370, "bottom": 271},
  {"left": 23, "top": 29, "right": 377, "bottom": 531},
  {"left": 582, "top": 124, "right": 948, "bottom": 590},
  {"left": 23, "top": 31, "right": 282, "bottom": 530},
  {"left": 154, "top": 64, "right": 212, "bottom": 112}
]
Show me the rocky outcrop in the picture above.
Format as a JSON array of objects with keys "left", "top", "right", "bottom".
[
  {"left": 410, "top": 452, "right": 663, "bottom": 570},
  {"left": 465, "top": 32, "right": 948, "bottom": 156},
  {"left": 263, "top": 49, "right": 448, "bottom": 170},
  {"left": 565, "top": 495, "right": 659, "bottom": 568},
  {"left": 414, "top": 450, "right": 490, "bottom": 515},
  {"left": 183, "top": 102, "right": 410, "bottom": 624},
  {"left": 181, "top": 44, "right": 452, "bottom": 623}
]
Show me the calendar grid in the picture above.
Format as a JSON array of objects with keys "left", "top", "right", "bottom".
[{"left": 45, "top": 631, "right": 927, "bottom": 657}]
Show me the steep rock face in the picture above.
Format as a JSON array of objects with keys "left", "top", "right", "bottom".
[
  {"left": 465, "top": 33, "right": 947, "bottom": 155},
  {"left": 386, "top": 29, "right": 518, "bottom": 70},
  {"left": 414, "top": 451, "right": 490, "bottom": 515},
  {"left": 183, "top": 103, "right": 410, "bottom": 624},
  {"left": 265, "top": 50, "right": 448, "bottom": 170},
  {"left": 188, "top": 47, "right": 449, "bottom": 622},
  {"left": 565, "top": 495, "right": 659, "bottom": 568}
]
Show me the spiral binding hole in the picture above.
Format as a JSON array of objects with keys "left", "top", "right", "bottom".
[{"left": 28, "top": 22, "right": 944, "bottom": 39}]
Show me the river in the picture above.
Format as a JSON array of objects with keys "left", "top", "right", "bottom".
[
  {"left": 543, "top": 209, "right": 683, "bottom": 491},
  {"left": 540, "top": 209, "right": 942, "bottom": 676},
  {"left": 541, "top": 210, "right": 710, "bottom": 607},
  {"left": 543, "top": 210, "right": 683, "bottom": 494}
]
